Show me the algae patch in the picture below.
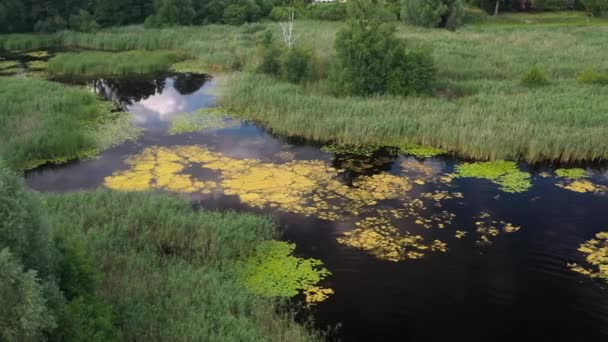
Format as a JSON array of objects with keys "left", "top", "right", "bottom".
[
  {"left": 456, "top": 161, "right": 531, "bottom": 193},
  {"left": 555, "top": 168, "right": 587, "bottom": 179},
  {"left": 569, "top": 232, "right": 608, "bottom": 282},
  {"left": 397, "top": 143, "right": 446, "bottom": 158},
  {"left": 240, "top": 240, "right": 333, "bottom": 303},
  {"left": 474, "top": 212, "right": 520, "bottom": 245},
  {"left": 556, "top": 180, "right": 608, "bottom": 194}
]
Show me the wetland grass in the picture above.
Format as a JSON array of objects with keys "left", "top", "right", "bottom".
[
  {"left": 47, "top": 50, "right": 185, "bottom": 77},
  {"left": 42, "top": 190, "right": 321, "bottom": 341},
  {"left": 0, "top": 77, "right": 138, "bottom": 170}
]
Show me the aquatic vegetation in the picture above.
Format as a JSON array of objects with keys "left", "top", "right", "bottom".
[
  {"left": 474, "top": 212, "right": 520, "bottom": 245},
  {"left": 568, "top": 232, "right": 608, "bottom": 282},
  {"left": 556, "top": 179, "right": 608, "bottom": 194},
  {"left": 0, "top": 60, "right": 19, "bottom": 70},
  {"left": 48, "top": 50, "right": 185, "bottom": 77},
  {"left": 455, "top": 230, "right": 467, "bottom": 239},
  {"left": 555, "top": 168, "right": 587, "bottom": 179},
  {"left": 321, "top": 143, "right": 379, "bottom": 156},
  {"left": 168, "top": 108, "right": 237, "bottom": 135},
  {"left": 398, "top": 143, "right": 446, "bottom": 158},
  {"left": 105, "top": 145, "right": 416, "bottom": 220},
  {"left": 456, "top": 161, "right": 532, "bottom": 193},
  {"left": 337, "top": 216, "right": 448, "bottom": 262},
  {"left": 240, "top": 240, "right": 332, "bottom": 302},
  {"left": 28, "top": 60, "right": 48, "bottom": 70},
  {"left": 24, "top": 51, "right": 50, "bottom": 58},
  {"left": 275, "top": 151, "right": 296, "bottom": 161}
]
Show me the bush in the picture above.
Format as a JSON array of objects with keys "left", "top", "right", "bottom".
[
  {"left": 269, "top": 6, "right": 291, "bottom": 21},
  {"left": 331, "top": 0, "right": 436, "bottom": 96},
  {"left": 68, "top": 9, "right": 99, "bottom": 33},
  {"left": 582, "top": 0, "right": 608, "bottom": 16},
  {"left": 0, "top": 248, "right": 56, "bottom": 342},
  {"left": 34, "top": 15, "right": 67, "bottom": 33},
  {"left": 0, "top": 160, "right": 57, "bottom": 277},
  {"left": 522, "top": 66, "right": 549, "bottom": 87},
  {"left": 306, "top": 3, "right": 348, "bottom": 20},
  {"left": 401, "top": 0, "right": 465, "bottom": 30},
  {"left": 257, "top": 30, "right": 282, "bottom": 76},
  {"left": 54, "top": 296, "right": 122, "bottom": 342},
  {"left": 577, "top": 69, "right": 608, "bottom": 85},
  {"left": 145, "top": 0, "right": 195, "bottom": 27},
  {"left": 281, "top": 47, "right": 315, "bottom": 84}
]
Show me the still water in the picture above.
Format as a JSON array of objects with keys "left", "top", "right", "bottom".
[{"left": 26, "top": 73, "right": 608, "bottom": 341}]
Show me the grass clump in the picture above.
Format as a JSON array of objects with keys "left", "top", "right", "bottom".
[
  {"left": 48, "top": 50, "right": 185, "bottom": 77},
  {"left": 240, "top": 240, "right": 331, "bottom": 300},
  {"left": 455, "top": 160, "right": 532, "bottom": 193},
  {"left": 577, "top": 69, "right": 608, "bottom": 85},
  {"left": 522, "top": 66, "right": 549, "bottom": 87},
  {"left": 0, "top": 77, "right": 139, "bottom": 170},
  {"left": 555, "top": 168, "right": 587, "bottom": 179},
  {"left": 321, "top": 143, "right": 379, "bottom": 156},
  {"left": 42, "top": 190, "right": 320, "bottom": 341}
]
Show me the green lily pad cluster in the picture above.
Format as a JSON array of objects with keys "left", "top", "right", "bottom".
[
  {"left": 240, "top": 240, "right": 330, "bottom": 298},
  {"left": 456, "top": 160, "right": 531, "bottom": 193},
  {"left": 555, "top": 168, "right": 587, "bottom": 179},
  {"left": 321, "top": 143, "right": 379, "bottom": 156},
  {"left": 397, "top": 142, "right": 446, "bottom": 158},
  {"left": 168, "top": 107, "right": 235, "bottom": 135}
]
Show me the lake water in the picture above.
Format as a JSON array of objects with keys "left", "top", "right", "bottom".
[{"left": 25, "top": 73, "right": 608, "bottom": 341}]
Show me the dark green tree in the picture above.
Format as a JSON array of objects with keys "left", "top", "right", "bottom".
[{"left": 401, "top": 0, "right": 464, "bottom": 30}]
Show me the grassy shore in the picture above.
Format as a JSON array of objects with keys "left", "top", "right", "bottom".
[
  {"left": 48, "top": 50, "right": 184, "bottom": 77},
  {"left": 0, "top": 77, "right": 139, "bottom": 170},
  {"left": 42, "top": 190, "right": 319, "bottom": 341}
]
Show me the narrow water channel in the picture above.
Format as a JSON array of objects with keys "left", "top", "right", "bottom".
[{"left": 25, "top": 73, "right": 608, "bottom": 341}]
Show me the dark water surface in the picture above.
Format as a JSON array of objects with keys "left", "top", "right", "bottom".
[{"left": 25, "top": 74, "right": 608, "bottom": 341}]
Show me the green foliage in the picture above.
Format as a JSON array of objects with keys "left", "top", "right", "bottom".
[
  {"left": 0, "top": 248, "right": 56, "bottom": 342},
  {"left": 330, "top": 0, "right": 436, "bottom": 96},
  {"left": 69, "top": 10, "right": 100, "bottom": 33},
  {"left": 0, "top": 160, "right": 57, "bottom": 276},
  {"left": 401, "top": 0, "right": 465, "bottom": 30},
  {"left": 306, "top": 3, "right": 348, "bottom": 20},
  {"left": 240, "top": 241, "right": 330, "bottom": 298},
  {"left": 55, "top": 239, "right": 99, "bottom": 300},
  {"left": 146, "top": 0, "right": 196, "bottom": 27},
  {"left": 463, "top": 6, "right": 489, "bottom": 22},
  {"left": 257, "top": 30, "right": 282, "bottom": 76},
  {"left": 522, "top": 66, "right": 549, "bottom": 87},
  {"left": 55, "top": 296, "right": 122, "bottom": 342},
  {"left": 48, "top": 50, "right": 183, "bottom": 77},
  {"left": 0, "top": 77, "right": 139, "bottom": 170},
  {"left": 34, "top": 16, "right": 68, "bottom": 33},
  {"left": 555, "top": 168, "right": 587, "bottom": 179},
  {"left": 582, "top": 0, "right": 608, "bottom": 16},
  {"left": 43, "top": 190, "right": 319, "bottom": 341},
  {"left": 456, "top": 160, "right": 532, "bottom": 193},
  {"left": 577, "top": 69, "right": 608, "bottom": 85},
  {"left": 281, "top": 46, "right": 316, "bottom": 84}
]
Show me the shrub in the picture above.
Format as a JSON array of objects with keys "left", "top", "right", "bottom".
[
  {"left": 281, "top": 46, "right": 315, "bottom": 84},
  {"left": 577, "top": 69, "right": 608, "bottom": 85},
  {"left": 269, "top": 6, "right": 291, "bottom": 21},
  {"left": 145, "top": 0, "right": 195, "bottom": 27},
  {"left": 34, "top": 15, "right": 67, "bottom": 33},
  {"left": 54, "top": 296, "right": 122, "bottom": 342},
  {"left": 0, "top": 248, "right": 56, "bottom": 342},
  {"left": 68, "top": 9, "right": 99, "bottom": 33},
  {"left": 0, "top": 160, "right": 57, "bottom": 277},
  {"left": 257, "top": 30, "right": 282, "bottom": 76},
  {"left": 401, "top": 0, "right": 465, "bottom": 30},
  {"left": 330, "top": 0, "right": 436, "bottom": 96},
  {"left": 582, "top": 0, "right": 608, "bottom": 16},
  {"left": 522, "top": 66, "right": 549, "bottom": 87}
]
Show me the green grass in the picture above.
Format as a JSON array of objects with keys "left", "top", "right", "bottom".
[
  {"left": 47, "top": 51, "right": 185, "bottom": 77},
  {"left": 42, "top": 190, "right": 320, "bottom": 341},
  {"left": 0, "top": 77, "right": 139, "bottom": 170}
]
